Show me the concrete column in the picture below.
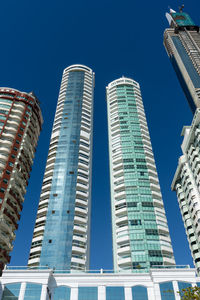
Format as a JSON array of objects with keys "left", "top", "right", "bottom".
[
  {"left": 70, "top": 287, "right": 78, "bottom": 300},
  {"left": 41, "top": 284, "right": 48, "bottom": 300},
  {"left": 172, "top": 281, "right": 181, "bottom": 300},
  {"left": 98, "top": 286, "right": 106, "bottom": 300},
  {"left": 124, "top": 287, "right": 132, "bottom": 300},
  {"left": 154, "top": 283, "right": 161, "bottom": 300},
  {"left": 147, "top": 286, "right": 156, "bottom": 300},
  {"left": 18, "top": 282, "right": 26, "bottom": 300}
]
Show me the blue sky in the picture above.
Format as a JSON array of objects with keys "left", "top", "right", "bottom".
[{"left": 2, "top": 0, "right": 200, "bottom": 269}]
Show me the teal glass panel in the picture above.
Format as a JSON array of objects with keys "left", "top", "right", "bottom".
[
  {"left": 132, "top": 286, "right": 148, "bottom": 300},
  {"left": 159, "top": 282, "right": 175, "bottom": 300},
  {"left": 54, "top": 286, "right": 71, "bottom": 300},
  {"left": 24, "top": 283, "right": 42, "bottom": 299},
  {"left": 78, "top": 287, "right": 98, "bottom": 300},
  {"left": 106, "top": 287, "right": 125, "bottom": 300},
  {"left": 115, "top": 84, "right": 163, "bottom": 272},
  {"left": 178, "top": 282, "right": 192, "bottom": 298},
  {"left": 171, "top": 13, "right": 195, "bottom": 26},
  {"left": 2, "top": 283, "right": 21, "bottom": 300}
]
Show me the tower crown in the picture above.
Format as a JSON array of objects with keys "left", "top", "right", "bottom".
[{"left": 166, "top": 8, "right": 199, "bottom": 33}]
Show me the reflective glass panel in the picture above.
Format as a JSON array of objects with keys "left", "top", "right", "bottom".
[
  {"left": 78, "top": 287, "right": 98, "bottom": 300},
  {"left": 24, "top": 283, "right": 42, "bottom": 300},
  {"left": 159, "top": 282, "right": 175, "bottom": 300},
  {"left": 132, "top": 286, "right": 148, "bottom": 300},
  {"left": 2, "top": 283, "right": 21, "bottom": 300},
  {"left": 54, "top": 286, "right": 71, "bottom": 300},
  {"left": 106, "top": 287, "right": 125, "bottom": 300},
  {"left": 178, "top": 282, "right": 192, "bottom": 298}
]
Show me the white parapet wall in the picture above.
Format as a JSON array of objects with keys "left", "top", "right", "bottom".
[{"left": 0, "top": 267, "right": 199, "bottom": 300}]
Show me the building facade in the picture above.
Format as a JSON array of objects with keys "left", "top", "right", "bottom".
[
  {"left": 172, "top": 108, "right": 200, "bottom": 272},
  {"left": 106, "top": 77, "right": 175, "bottom": 272},
  {"left": 0, "top": 88, "right": 43, "bottom": 272},
  {"left": 0, "top": 266, "right": 199, "bottom": 300},
  {"left": 28, "top": 65, "right": 95, "bottom": 271},
  {"left": 164, "top": 9, "right": 200, "bottom": 113}
]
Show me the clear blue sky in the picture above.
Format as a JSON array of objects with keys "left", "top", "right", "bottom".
[{"left": 2, "top": 0, "right": 200, "bottom": 270}]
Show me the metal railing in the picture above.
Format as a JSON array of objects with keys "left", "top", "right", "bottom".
[{"left": 5, "top": 265, "right": 191, "bottom": 273}]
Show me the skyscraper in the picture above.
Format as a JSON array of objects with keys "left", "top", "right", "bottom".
[
  {"left": 172, "top": 109, "right": 200, "bottom": 273},
  {"left": 164, "top": 8, "right": 200, "bottom": 113},
  {"left": 106, "top": 77, "right": 175, "bottom": 272},
  {"left": 28, "top": 65, "right": 94, "bottom": 271},
  {"left": 0, "top": 88, "right": 42, "bottom": 272}
]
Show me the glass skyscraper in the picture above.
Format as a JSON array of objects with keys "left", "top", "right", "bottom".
[
  {"left": 28, "top": 65, "right": 95, "bottom": 271},
  {"left": 106, "top": 77, "right": 175, "bottom": 272},
  {"left": 164, "top": 8, "right": 200, "bottom": 113}
]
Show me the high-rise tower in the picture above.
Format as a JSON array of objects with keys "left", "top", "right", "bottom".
[
  {"left": 172, "top": 109, "right": 200, "bottom": 273},
  {"left": 0, "top": 88, "right": 42, "bottom": 272},
  {"left": 28, "top": 65, "right": 94, "bottom": 271},
  {"left": 164, "top": 8, "right": 200, "bottom": 113},
  {"left": 106, "top": 77, "right": 175, "bottom": 272}
]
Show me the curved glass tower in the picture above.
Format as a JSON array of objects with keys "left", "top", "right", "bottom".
[
  {"left": 28, "top": 65, "right": 94, "bottom": 271},
  {"left": 106, "top": 77, "right": 175, "bottom": 272}
]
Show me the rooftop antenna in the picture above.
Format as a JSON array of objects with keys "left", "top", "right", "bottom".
[{"left": 179, "top": 4, "right": 184, "bottom": 13}]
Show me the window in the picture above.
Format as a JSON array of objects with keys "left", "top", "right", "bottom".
[
  {"left": 132, "top": 286, "right": 148, "bottom": 300},
  {"left": 24, "top": 283, "right": 42, "bottom": 300},
  {"left": 78, "top": 287, "right": 98, "bottom": 300},
  {"left": 177, "top": 282, "right": 192, "bottom": 298},
  {"left": 106, "top": 287, "right": 125, "bottom": 300},
  {"left": 159, "top": 282, "right": 175, "bottom": 299},
  {"left": 54, "top": 286, "right": 71, "bottom": 300},
  {"left": 2, "top": 283, "right": 21, "bottom": 299}
]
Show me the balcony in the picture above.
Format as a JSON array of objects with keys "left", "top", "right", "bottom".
[
  {"left": 153, "top": 199, "right": 163, "bottom": 208},
  {"left": 117, "top": 257, "right": 132, "bottom": 266},
  {"left": 72, "top": 246, "right": 86, "bottom": 255},
  {"left": 0, "top": 218, "right": 15, "bottom": 239},
  {"left": 0, "top": 231, "right": 12, "bottom": 251},
  {"left": 115, "top": 215, "right": 128, "bottom": 225},
  {"left": 161, "top": 245, "right": 174, "bottom": 255},
  {"left": 71, "top": 257, "right": 85, "bottom": 266},
  {"left": 157, "top": 224, "right": 169, "bottom": 235},
  {"left": 33, "top": 225, "right": 45, "bottom": 234},
  {"left": 116, "top": 234, "right": 129, "bottom": 244},
  {"left": 163, "top": 257, "right": 176, "bottom": 265},
  {"left": 115, "top": 207, "right": 127, "bottom": 216},
  {"left": 116, "top": 225, "right": 129, "bottom": 234},
  {"left": 113, "top": 156, "right": 123, "bottom": 165},
  {"left": 74, "top": 215, "right": 87, "bottom": 224},
  {"left": 151, "top": 190, "right": 162, "bottom": 200},
  {"left": 30, "top": 246, "right": 42, "bottom": 254},
  {"left": 76, "top": 191, "right": 88, "bottom": 200},
  {"left": 28, "top": 257, "right": 40, "bottom": 265},
  {"left": 117, "top": 245, "right": 131, "bottom": 255},
  {"left": 75, "top": 199, "right": 87, "bottom": 208},
  {"left": 73, "top": 225, "right": 87, "bottom": 234},
  {"left": 75, "top": 207, "right": 87, "bottom": 216},
  {"left": 76, "top": 183, "right": 88, "bottom": 192}
]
